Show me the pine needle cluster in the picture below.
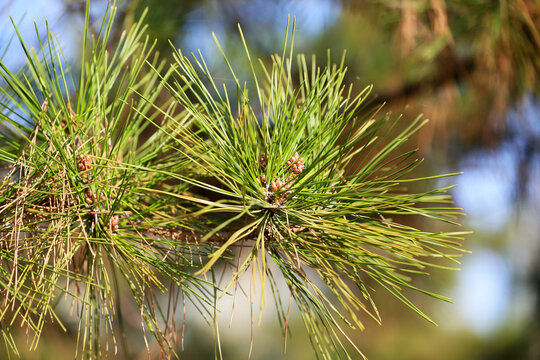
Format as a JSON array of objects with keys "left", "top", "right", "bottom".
[{"left": 0, "top": 2, "right": 466, "bottom": 359}]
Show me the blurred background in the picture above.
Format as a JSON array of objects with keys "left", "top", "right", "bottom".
[{"left": 1, "top": 0, "right": 539, "bottom": 359}]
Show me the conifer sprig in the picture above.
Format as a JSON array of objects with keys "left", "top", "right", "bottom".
[
  {"left": 0, "top": 3, "right": 219, "bottom": 358},
  {"left": 0, "top": 3, "right": 467, "bottom": 359},
  {"left": 153, "top": 19, "right": 467, "bottom": 359}
]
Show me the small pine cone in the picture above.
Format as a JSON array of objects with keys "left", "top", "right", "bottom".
[
  {"left": 270, "top": 178, "right": 284, "bottom": 192},
  {"left": 77, "top": 155, "right": 92, "bottom": 180},
  {"left": 77, "top": 154, "right": 92, "bottom": 172},
  {"left": 84, "top": 188, "right": 96, "bottom": 205},
  {"left": 109, "top": 215, "right": 119, "bottom": 233},
  {"left": 260, "top": 174, "right": 266, "bottom": 185},
  {"left": 291, "top": 158, "right": 304, "bottom": 174},
  {"left": 286, "top": 152, "right": 299, "bottom": 167}
]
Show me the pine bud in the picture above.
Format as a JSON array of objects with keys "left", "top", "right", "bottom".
[
  {"left": 77, "top": 154, "right": 92, "bottom": 172},
  {"left": 286, "top": 152, "right": 299, "bottom": 167},
  {"left": 291, "top": 158, "right": 304, "bottom": 174},
  {"left": 270, "top": 178, "right": 284, "bottom": 192},
  {"left": 84, "top": 188, "right": 96, "bottom": 205},
  {"left": 109, "top": 215, "right": 119, "bottom": 233},
  {"left": 287, "top": 152, "right": 304, "bottom": 175}
]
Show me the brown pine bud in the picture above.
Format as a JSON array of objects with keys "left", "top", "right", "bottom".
[
  {"left": 270, "top": 178, "right": 284, "bottom": 192},
  {"left": 84, "top": 188, "right": 96, "bottom": 205},
  {"left": 77, "top": 155, "right": 91, "bottom": 171},
  {"left": 286, "top": 152, "right": 299, "bottom": 167},
  {"left": 291, "top": 158, "right": 304, "bottom": 174},
  {"left": 109, "top": 215, "right": 119, "bottom": 233},
  {"left": 77, "top": 154, "right": 92, "bottom": 180}
]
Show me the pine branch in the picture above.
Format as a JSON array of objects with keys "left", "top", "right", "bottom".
[{"left": 0, "top": 2, "right": 467, "bottom": 359}]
